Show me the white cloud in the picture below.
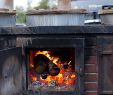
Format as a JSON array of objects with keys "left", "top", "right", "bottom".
[{"left": 14, "top": 0, "right": 41, "bottom": 9}]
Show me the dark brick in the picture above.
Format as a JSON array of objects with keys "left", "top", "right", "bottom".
[
  {"left": 85, "top": 82, "right": 97, "bottom": 91},
  {"left": 85, "top": 56, "right": 97, "bottom": 64},
  {"left": 85, "top": 46, "right": 97, "bottom": 56},
  {"left": 85, "top": 64, "right": 97, "bottom": 73},
  {"left": 84, "top": 74, "right": 98, "bottom": 82},
  {"left": 85, "top": 38, "right": 96, "bottom": 46},
  {"left": 85, "top": 92, "right": 98, "bottom": 95}
]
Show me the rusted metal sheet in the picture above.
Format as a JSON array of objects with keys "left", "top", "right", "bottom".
[
  {"left": 26, "top": 9, "right": 88, "bottom": 26},
  {"left": 26, "top": 14, "right": 87, "bottom": 26},
  {"left": 0, "top": 15, "right": 16, "bottom": 26}
]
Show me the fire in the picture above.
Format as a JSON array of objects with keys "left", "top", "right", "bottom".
[
  {"left": 35, "top": 51, "right": 59, "bottom": 65},
  {"left": 31, "top": 76, "right": 37, "bottom": 81},
  {"left": 30, "top": 50, "right": 76, "bottom": 86},
  {"left": 71, "top": 74, "right": 76, "bottom": 78},
  {"left": 35, "top": 51, "right": 51, "bottom": 60}
]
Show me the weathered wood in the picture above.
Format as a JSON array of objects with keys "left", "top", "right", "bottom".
[
  {"left": 34, "top": 54, "right": 60, "bottom": 76},
  {"left": 98, "top": 37, "right": 113, "bottom": 94},
  {"left": 34, "top": 54, "right": 49, "bottom": 74},
  {"left": 0, "top": 48, "right": 23, "bottom": 95},
  {"left": 0, "top": 26, "right": 112, "bottom": 35}
]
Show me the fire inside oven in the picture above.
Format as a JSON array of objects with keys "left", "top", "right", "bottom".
[{"left": 28, "top": 48, "right": 76, "bottom": 91}]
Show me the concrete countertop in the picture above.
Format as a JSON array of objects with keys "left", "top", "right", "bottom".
[
  {"left": 0, "top": 8, "right": 16, "bottom": 15},
  {"left": 26, "top": 9, "right": 87, "bottom": 15},
  {"left": 99, "top": 9, "right": 113, "bottom": 15}
]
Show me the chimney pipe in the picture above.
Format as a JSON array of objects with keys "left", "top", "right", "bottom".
[{"left": 58, "top": 0, "right": 71, "bottom": 10}]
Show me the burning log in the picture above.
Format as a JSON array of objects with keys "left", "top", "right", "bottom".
[
  {"left": 34, "top": 54, "right": 60, "bottom": 76},
  {"left": 34, "top": 54, "right": 48, "bottom": 74},
  {"left": 48, "top": 62, "right": 60, "bottom": 76}
]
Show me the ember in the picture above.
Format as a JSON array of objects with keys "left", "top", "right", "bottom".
[{"left": 28, "top": 48, "right": 76, "bottom": 91}]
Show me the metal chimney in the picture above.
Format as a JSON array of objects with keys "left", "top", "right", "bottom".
[{"left": 58, "top": 0, "right": 71, "bottom": 10}]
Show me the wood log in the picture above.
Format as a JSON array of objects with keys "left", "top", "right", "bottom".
[
  {"left": 34, "top": 54, "right": 60, "bottom": 76},
  {"left": 48, "top": 62, "right": 60, "bottom": 76},
  {"left": 34, "top": 54, "right": 48, "bottom": 74}
]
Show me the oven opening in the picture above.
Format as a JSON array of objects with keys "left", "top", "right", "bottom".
[{"left": 27, "top": 48, "right": 76, "bottom": 92}]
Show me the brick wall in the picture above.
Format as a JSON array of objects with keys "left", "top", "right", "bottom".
[{"left": 84, "top": 37, "right": 98, "bottom": 95}]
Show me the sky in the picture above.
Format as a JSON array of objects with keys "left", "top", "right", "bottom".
[{"left": 14, "top": 0, "right": 41, "bottom": 9}]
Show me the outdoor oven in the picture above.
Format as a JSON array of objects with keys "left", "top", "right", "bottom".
[
  {"left": 0, "top": 26, "right": 113, "bottom": 95},
  {"left": 0, "top": 26, "right": 84, "bottom": 95},
  {"left": 25, "top": 36, "right": 84, "bottom": 95}
]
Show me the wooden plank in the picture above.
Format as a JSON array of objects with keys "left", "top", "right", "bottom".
[
  {"left": 97, "top": 36, "right": 113, "bottom": 94},
  {"left": 0, "top": 48, "right": 23, "bottom": 95}
]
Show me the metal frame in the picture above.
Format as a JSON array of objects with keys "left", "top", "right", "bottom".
[{"left": 25, "top": 37, "right": 84, "bottom": 95}]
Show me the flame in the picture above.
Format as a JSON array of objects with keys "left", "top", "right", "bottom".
[
  {"left": 30, "top": 64, "right": 34, "bottom": 68},
  {"left": 35, "top": 51, "right": 59, "bottom": 65},
  {"left": 30, "top": 50, "right": 76, "bottom": 86},
  {"left": 71, "top": 74, "right": 76, "bottom": 78},
  {"left": 31, "top": 76, "right": 37, "bottom": 81}
]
